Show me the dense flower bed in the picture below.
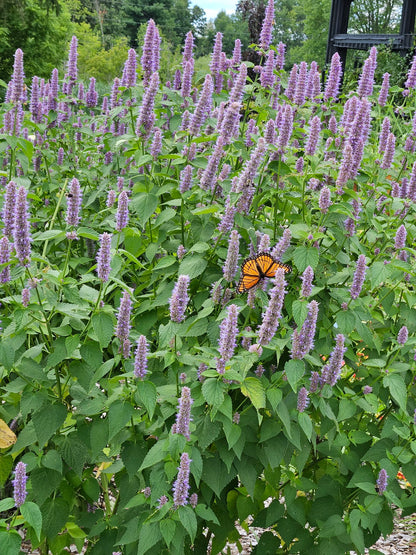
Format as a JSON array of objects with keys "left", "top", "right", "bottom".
[{"left": 0, "top": 1, "right": 416, "bottom": 553}]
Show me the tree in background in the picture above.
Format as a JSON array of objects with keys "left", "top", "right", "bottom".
[
  {"left": 349, "top": 0, "right": 402, "bottom": 33},
  {"left": 0, "top": 0, "right": 71, "bottom": 82},
  {"left": 212, "top": 11, "right": 250, "bottom": 55}
]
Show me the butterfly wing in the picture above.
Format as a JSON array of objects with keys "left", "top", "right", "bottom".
[
  {"left": 237, "top": 257, "right": 261, "bottom": 293},
  {"left": 256, "top": 252, "right": 292, "bottom": 277},
  {"left": 0, "top": 419, "right": 16, "bottom": 448}
]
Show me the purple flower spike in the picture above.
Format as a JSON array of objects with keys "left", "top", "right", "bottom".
[
  {"left": 210, "top": 32, "right": 223, "bottom": 93},
  {"left": 319, "top": 186, "right": 331, "bottom": 214},
  {"left": 122, "top": 48, "right": 137, "bottom": 88},
  {"left": 218, "top": 196, "right": 236, "bottom": 233},
  {"left": 397, "top": 326, "right": 408, "bottom": 345},
  {"left": 271, "top": 228, "right": 291, "bottom": 261},
  {"left": 357, "top": 46, "right": 377, "bottom": 97},
  {"left": 378, "top": 117, "right": 391, "bottom": 153},
  {"left": 190, "top": 493, "right": 198, "bottom": 508},
  {"left": 376, "top": 469, "right": 388, "bottom": 495},
  {"left": 257, "top": 269, "right": 286, "bottom": 346},
  {"left": 291, "top": 300, "right": 319, "bottom": 359},
  {"left": 3, "top": 180, "right": 17, "bottom": 239},
  {"left": 66, "top": 178, "right": 82, "bottom": 228},
  {"left": 394, "top": 224, "right": 406, "bottom": 250},
  {"left": 261, "top": 50, "right": 275, "bottom": 89},
  {"left": 305, "top": 115, "right": 321, "bottom": 156},
  {"left": 223, "top": 230, "right": 240, "bottom": 282},
  {"left": 189, "top": 74, "right": 213, "bottom": 136},
  {"left": 172, "top": 386, "right": 193, "bottom": 440},
  {"left": 0, "top": 237, "right": 11, "bottom": 283},
  {"left": 324, "top": 52, "right": 342, "bottom": 102},
  {"left": 276, "top": 42, "right": 286, "bottom": 70},
  {"left": 179, "top": 165, "right": 193, "bottom": 194},
  {"left": 380, "top": 132, "right": 395, "bottom": 169},
  {"left": 378, "top": 72, "right": 390, "bottom": 106},
  {"left": 86, "top": 77, "right": 98, "bottom": 108},
  {"left": 22, "top": 287, "right": 30, "bottom": 307},
  {"left": 297, "top": 387, "right": 309, "bottom": 412},
  {"left": 96, "top": 233, "right": 112, "bottom": 282},
  {"left": 12, "top": 461, "right": 28, "bottom": 507},
  {"left": 294, "top": 61, "right": 308, "bottom": 106},
  {"left": 172, "top": 452, "right": 191, "bottom": 507},
  {"left": 321, "top": 334, "right": 346, "bottom": 386},
  {"left": 309, "top": 371, "right": 320, "bottom": 393},
  {"left": 350, "top": 255, "right": 367, "bottom": 300},
  {"left": 217, "top": 304, "right": 239, "bottom": 374},
  {"left": 136, "top": 72, "right": 159, "bottom": 137},
  {"left": 363, "top": 385, "right": 372, "bottom": 394},
  {"left": 116, "top": 191, "right": 129, "bottom": 232},
  {"left": 200, "top": 136, "right": 225, "bottom": 191},
  {"left": 115, "top": 290, "right": 132, "bottom": 344},
  {"left": 260, "top": 0, "right": 275, "bottom": 50},
  {"left": 405, "top": 55, "right": 416, "bottom": 91},
  {"left": 182, "top": 31, "right": 195, "bottom": 67},
  {"left": 301, "top": 266, "right": 314, "bottom": 297},
  {"left": 169, "top": 275, "right": 190, "bottom": 323},
  {"left": 229, "top": 63, "right": 247, "bottom": 103},
  {"left": 141, "top": 20, "right": 156, "bottom": 86},
  {"left": 134, "top": 335, "right": 149, "bottom": 379},
  {"left": 14, "top": 186, "right": 32, "bottom": 267},
  {"left": 10, "top": 49, "right": 26, "bottom": 103}
]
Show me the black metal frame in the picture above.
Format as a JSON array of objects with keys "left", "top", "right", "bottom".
[{"left": 325, "top": 0, "right": 416, "bottom": 69}]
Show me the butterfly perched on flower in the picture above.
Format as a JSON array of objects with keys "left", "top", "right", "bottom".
[{"left": 237, "top": 252, "right": 291, "bottom": 293}]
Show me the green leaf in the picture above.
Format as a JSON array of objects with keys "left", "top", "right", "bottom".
[
  {"left": 202, "top": 457, "right": 237, "bottom": 498},
  {"left": 160, "top": 520, "right": 176, "bottom": 547},
  {"left": 21, "top": 502, "right": 42, "bottom": 540},
  {"left": 241, "top": 377, "right": 265, "bottom": 410},
  {"left": 179, "top": 255, "right": 207, "bottom": 278},
  {"left": 336, "top": 311, "right": 356, "bottom": 334},
  {"left": 32, "top": 404, "right": 67, "bottom": 446},
  {"left": 383, "top": 374, "right": 407, "bottom": 412},
  {"left": 135, "top": 381, "right": 157, "bottom": 419},
  {"left": 298, "top": 412, "right": 313, "bottom": 441},
  {"left": 61, "top": 436, "right": 88, "bottom": 477},
  {"left": 41, "top": 498, "right": 69, "bottom": 539},
  {"left": 293, "top": 246, "right": 319, "bottom": 272},
  {"left": 292, "top": 300, "right": 309, "bottom": 327},
  {"left": 285, "top": 359, "right": 305, "bottom": 392},
  {"left": 131, "top": 193, "right": 158, "bottom": 225},
  {"left": 108, "top": 400, "right": 134, "bottom": 440},
  {"left": 42, "top": 450, "right": 62, "bottom": 474},
  {"left": 92, "top": 312, "right": 114, "bottom": 348},
  {"left": 137, "top": 522, "right": 162, "bottom": 555},
  {"left": 139, "top": 440, "right": 168, "bottom": 471},
  {"left": 178, "top": 505, "right": 197, "bottom": 542},
  {"left": 0, "top": 497, "right": 14, "bottom": 512},
  {"left": 195, "top": 504, "right": 220, "bottom": 525},
  {"left": 267, "top": 388, "right": 283, "bottom": 412},
  {"left": 0, "top": 455, "right": 13, "bottom": 487},
  {"left": 0, "top": 531, "right": 21, "bottom": 555},
  {"left": 202, "top": 378, "right": 225, "bottom": 408}
]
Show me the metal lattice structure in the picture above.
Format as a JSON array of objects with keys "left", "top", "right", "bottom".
[{"left": 325, "top": 0, "right": 416, "bottom": 69}]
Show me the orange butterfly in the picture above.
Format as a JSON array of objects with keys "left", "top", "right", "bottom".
[{"left": 237, "top": 252, "right": 291, "bottom": 293}]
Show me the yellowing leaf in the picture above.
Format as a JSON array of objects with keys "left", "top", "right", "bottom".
[
  {"left": 0, "top": 419, "right": 17, "bottom": 448},
  {"left": 241, "top": 377, "right": 266, "bottom": 410}
]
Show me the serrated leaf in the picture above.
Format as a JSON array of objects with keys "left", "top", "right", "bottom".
[
  {"left": 178, "top": 505, "right": 197, "bottom": 542},
  {"left": 285, "top": 359, "right": 305, "bottom": 392},
  {"left": 160, "top": 520, "right": 176, "bottom": 547},
  {"left": 292, "top": 300, "right": 309, "bottom": 327},
  {"left": 41, "top": 498, "right": 69, "bottom": 539},
  {"left": 92, "top": 312, "right": 114, "bottom": 348},
  {"left": 131, "top": 193, "right": 158, "bottom": 225},
  {"left": 108, "top": 400, "right": 134, "bottom": 440},
  {"left": 139, "top": 440, "right": 168, "bottom": 471},
  {"left": 0, "top": 531, "right": 21, "bottom": 555},
  {"left": 179, "top": 255, "right": 207, "bottom": 278},
  {"left": 135, "top": 381, "right": 157, "bottom": 419},
  {"left": 137, "top": 522, "right": 162, "bottom": 555},
  {"left": 21, "top": 502, "right": 42, "bottom": 540},
  {"left": 32, "top": 404, "right": 67, "bottom": 446},
  {"left": 293, "top": 246, "right": 319, "bottom": 272},
  {"left": 201, "top": 378, "right": 225, "bottom": 407},
  {"left": 241, "top": 377, "right": 265, "bottom": 410},
  {"left": 61, "top": 435, "right": 88, "bottom": 477},
  {"left": 298, "top": 412, "right": 313, "bottom": 440},
  {"left": 383, "top": 374, "right": 407, "bottom": 412}
]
